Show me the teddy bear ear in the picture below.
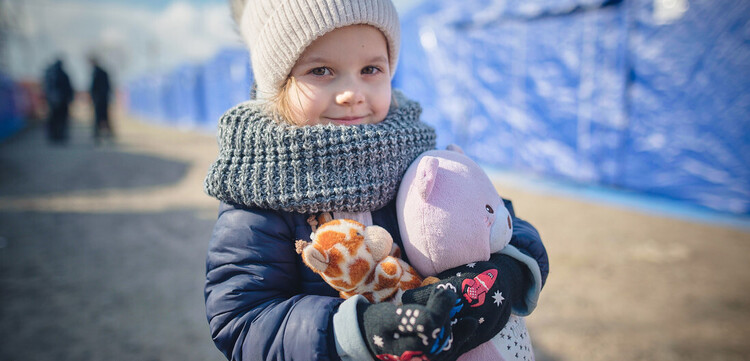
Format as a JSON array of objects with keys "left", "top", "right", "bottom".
[
  {"left": 446, "top": 144, "right": 465, "bottom": 154},
  {"left": 416, "top": 156, "right": 440, "bottom": 200}
]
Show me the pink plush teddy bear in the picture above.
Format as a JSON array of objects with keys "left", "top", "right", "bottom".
[{"left": 396, "top": 147, "right": 541, "bottom": 361}]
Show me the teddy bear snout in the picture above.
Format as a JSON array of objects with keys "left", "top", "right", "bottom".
[{"left": 489, "top": 206, "right": 513, "bottom": 253}]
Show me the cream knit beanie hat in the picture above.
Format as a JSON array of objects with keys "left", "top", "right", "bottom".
[{"left": 231, "top": 0, "right": 400, "bottom": 100}]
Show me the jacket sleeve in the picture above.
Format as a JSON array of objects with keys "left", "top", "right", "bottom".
[
  {"left": 332, "top": 295, "right": 375, "bottom": 361},
  {"left": 204, "top": 203, "right": 344, "bottom": 361},
  {"left": 499, "top": 199, "right": 548, "bottom": 316}
]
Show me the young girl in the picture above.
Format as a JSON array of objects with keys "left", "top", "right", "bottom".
[{"left": 203, "top": 1, "right": 549, "bottom": 360}]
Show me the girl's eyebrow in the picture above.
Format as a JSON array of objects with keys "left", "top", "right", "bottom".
[
  {"left": 298, "top": 56, "right": 328, "bottom": 65},
  {"left": 368, "top": 55, "right": 388, "bottom": 64},
  {"left": 298, "top": 55, "right": 388, "bottom": 65}
]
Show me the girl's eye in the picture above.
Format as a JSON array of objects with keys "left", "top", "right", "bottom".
[
  {"left": 485, "top": 205, "right": 494, "bottom": 214},
  {"left": 310, "top": 67, "right": 331, "bottom": 76},
  {"left": 362, "top": 66, "right": 381, "bottom": 75}
]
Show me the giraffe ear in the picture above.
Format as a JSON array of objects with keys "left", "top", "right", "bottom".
[{"left": 302, "top": 246, "right": 329, "bottom": 274}]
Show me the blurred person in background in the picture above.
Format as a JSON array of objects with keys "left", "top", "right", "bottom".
[
  {"left": 42, "top": 58, "right": 74, "bottom": 144},
  {"left": 89, "top": 56, "right": 114, "bottom": 144}
]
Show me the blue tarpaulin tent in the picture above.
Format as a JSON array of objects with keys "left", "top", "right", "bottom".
[
  {"left": 0, "top": 72, "right": 25, "bottom": 142},
  {"left": 163, "top": 64, "right": 206, "bottom": 127},
  {"left": 126, "top": 73, "right": 169, "bottom": 123},
  {"left": 202, "top": 47, "right": 252, "bottom": 129},
  {"left": 397, "top": 0, "right": 750, "bottom": 214},
  {"left": 126, "top": 48, "right": 252, "bottom": 131}
]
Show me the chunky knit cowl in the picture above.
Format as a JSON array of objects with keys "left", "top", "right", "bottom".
[{"left": 204, "top": 92, "right": 437, "bottom": 213}]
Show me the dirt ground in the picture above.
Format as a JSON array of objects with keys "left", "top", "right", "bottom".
[{"left": 1, "top": 104, "right": 749, "bottom": 361}]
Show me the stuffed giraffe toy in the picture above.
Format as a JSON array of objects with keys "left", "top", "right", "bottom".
[{"left": 296, "top": 215, "right": 423, "bottom": 304}]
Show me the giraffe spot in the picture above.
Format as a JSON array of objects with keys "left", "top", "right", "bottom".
[
  {"left": 375, "top": 273, "right": 400, "bottom": 291},
  {"left": 345, "top": 228, "right": 365, "bottom": 255},
  {"left": 349, "top": 258, "right": 371, "bottom": 285},
  {"left": 324, "top": 248, "right": 343, "bottom": 277},
  {"left": 402, "top": 274, "right": 424, "bottom": 290},
  {"left": 331, "top": 278, "right": 353, "bottom": 290},
  {"left": 316, "top": 230, "right": 347, "bottom": 250},
  {"left": 381, "top": 260, "right": 398, "bottom": 275},
  {"left": 364, "top": 270, "right": 376, "bottom": 285}
]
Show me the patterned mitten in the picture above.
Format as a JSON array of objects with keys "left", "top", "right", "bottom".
[
  {"left": 358, "top": 288, "right": 478, "bottom": 361},
  {"left": 402, "top": 254, "right": 528, "bottom": 355}
]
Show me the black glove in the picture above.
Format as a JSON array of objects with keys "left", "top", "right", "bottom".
[
  {"left": 358, "top": 288, "right": 478, "bottom": 361},
  {"left": 510, "top": 217, "right": 549, "bottom": 287},
  {"left": 402, "top": 254, "right": 528, "bottom": 356}
]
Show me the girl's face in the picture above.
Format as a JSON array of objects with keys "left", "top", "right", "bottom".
[{"left": 284, "top": 25, "right": 392, "bottom": 126}]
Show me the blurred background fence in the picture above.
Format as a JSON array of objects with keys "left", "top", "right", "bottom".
[{"left": 2, "top": 0, "right": 748, "bottom": 216}]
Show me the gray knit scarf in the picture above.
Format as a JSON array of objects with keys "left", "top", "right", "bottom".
[{"left": 204, "top": 91, "right": 437, "bottom": 213}]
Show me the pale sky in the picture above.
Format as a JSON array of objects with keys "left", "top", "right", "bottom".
[{"left": 1, "top": 0, "right": 423, "bottom": 89}]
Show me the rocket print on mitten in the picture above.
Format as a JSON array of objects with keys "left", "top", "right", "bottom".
[{"left": 461, "top": 269, "right": 498, "bottom": 307}]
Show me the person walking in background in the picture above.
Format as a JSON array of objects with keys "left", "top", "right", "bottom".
[
  {"left": 42, "top": 58, "right": 74, "bottom": 144},
  {"left": 89, "top": 56, "right": 113, "bottom": 144}
]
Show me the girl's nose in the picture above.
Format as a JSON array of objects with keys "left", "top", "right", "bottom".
[{"left": 335, "top": 89, "right": 365, "bottom": 106}]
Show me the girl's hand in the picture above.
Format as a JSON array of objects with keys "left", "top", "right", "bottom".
[
  {"left": 358, "top": 289, "right": 477, "bottom": 361},
  {"left": 402, "top": 255, "right": 525, "bottom": 356}
]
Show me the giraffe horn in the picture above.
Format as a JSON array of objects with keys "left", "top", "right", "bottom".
[{"left": 295, "top": 240, "right": 310, "bottom": 255}]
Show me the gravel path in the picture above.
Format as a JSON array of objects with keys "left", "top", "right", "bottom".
[{"left": 0, "top": 110, "right": 223, "bottom": 361}]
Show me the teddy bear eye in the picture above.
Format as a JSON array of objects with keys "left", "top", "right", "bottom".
[{"left": 485, "top": 205, "right": 494, "bottom": 214}]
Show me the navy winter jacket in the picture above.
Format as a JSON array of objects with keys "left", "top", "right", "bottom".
[{"left": 205, "top": 199, "right": 546, "bottom": 361}]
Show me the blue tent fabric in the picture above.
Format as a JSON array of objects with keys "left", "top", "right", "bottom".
[
  {"left": 202, "top": 48, "right": 252, "bottom": 128},
  {"left": 622, "top": 0, "right": 750, "bottom": 214},
  {"left": 399, "top": 0, "right": 628, "bottom": 182},
  {"left": 0, "top": 72, "right": 25, "bottom": 142},
  {"left": 126, "top": 73, "right": 169, "bottom": 122},
  {"left": 399, "top": 0, "right": 750, "bottom": 214},
  {"left": 126, "top": 48, "right": 252, "bottom": 132},
  {"left": 163, "top": 64, "right": 206, "bottom": 127}
]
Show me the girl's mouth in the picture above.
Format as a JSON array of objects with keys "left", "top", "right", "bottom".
[{"left": 327, "top": 115, "right": 368, "bottom": 124}]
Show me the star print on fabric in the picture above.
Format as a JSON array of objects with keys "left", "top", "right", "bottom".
[
  {"left": 478, "top": 317, "right": 485, "bottom": 324},
  {"left": 373, "top": 335, "right": 384, "bottom": 348},
  {"left": 467, "top": 263, "right": 476, "bottom": 268},
  {"left": 492, "top": 290, "right": 505, "bottom": 306}
]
